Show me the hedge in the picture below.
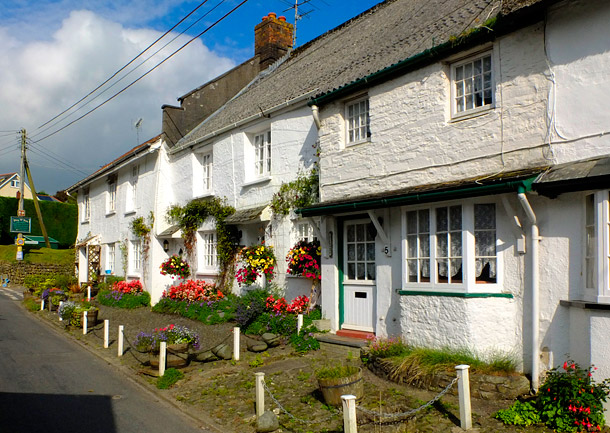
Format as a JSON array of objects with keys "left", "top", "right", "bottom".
[{"left": 0, "top": 196, "right": 77, "bottom": 248}]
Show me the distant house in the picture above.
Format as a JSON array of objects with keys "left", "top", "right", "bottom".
[{"left": 0, "top": 173, "right": 33, "bottom": 199}]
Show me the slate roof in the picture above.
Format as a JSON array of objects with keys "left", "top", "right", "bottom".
[
  {"left": 176, "top": 0, "right": 546, "bottom": 150},
  {"left": 0, "top": 172, "right": 17, "bottom": 187}
]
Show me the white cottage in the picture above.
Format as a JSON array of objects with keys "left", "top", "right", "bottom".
[{"left": 294, "top": 0, "right": 610, "bottom": 392}]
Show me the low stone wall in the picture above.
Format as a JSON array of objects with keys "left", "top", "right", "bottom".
[
  {"left": 366, "top": 356, "right": 530, "bottom": 401},
  {"left": 0, "top": 262, "right": 73, "bottom": 286}
]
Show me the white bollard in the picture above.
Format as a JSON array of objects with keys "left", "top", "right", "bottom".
[
  {"left": 341, "top": 395, "right": 358, "bottom": 433},
  {"left": 233, "top": 327, "right": 240, "bottom": 361},
  {"left": 40, "top": 299, "right": 45, "bottom": 311},
  {"left": 103, "top": 320, "right": 109, "bottom": 348},
  {"left": 255, "top": 372, "right": 265, "bottom": 418},
  {"left": 456, "top": 365, "right": 472, "bottom": 430},
  {"left": 297, "top": 314, "right": 303, "bottom": 334},
  {"left": 118, "top": 325, "right": 124, "bottom": 357},
  {"left": 83, "top": 311, "right": 88, "bottom": 335},
  {"left": 87, "top": 285, "right": 91, "bottom": 301},
  {"left": 59, "top": 301, "right": 64, "bottom": 321},
  {"left": 159, "top": 341, "right": 167, "bottom": 377}
]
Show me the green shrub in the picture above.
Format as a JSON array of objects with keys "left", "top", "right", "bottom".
[
  {"left": 290, "top": 326, "right": 320, "bottom": 353},
  {"left": 538, "top": 360, "right": 610, "bottom": 432},
  {"left": 494, "top": 400, "right": 541, "bottom": 426},
  {"left": 157, "top": 368, "right": 184, "bottom": 389},
  {"left": 151, "top": 296, "right": 234, "bottom": 325},
  {"left": 97, "top": 289, "right": 150, "bottom": 309},
  {"left": 366, "top": 337, "right": 409, "bottom": 359},
  {"left": 316, "top": 365, "right": 359, "bottom": 380},
  {"left": 22, "top": 297, "right": 41, "bottom": 312}
]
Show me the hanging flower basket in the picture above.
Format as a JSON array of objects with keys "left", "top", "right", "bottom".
[{"left": 160, "top": 255, "right": 190, "bottom": 280}]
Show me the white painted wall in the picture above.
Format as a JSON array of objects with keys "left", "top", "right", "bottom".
[{"left": 160, "top": 104, "right": 318, "bottom": 299}]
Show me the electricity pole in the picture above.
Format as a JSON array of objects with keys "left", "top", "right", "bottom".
[{"left": 16, "top": 129, "right": 26, "bottom": 260}]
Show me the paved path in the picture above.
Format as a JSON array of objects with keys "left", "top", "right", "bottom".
[{"left": 0, "top": 287, "right": 210, "bottom": 433}]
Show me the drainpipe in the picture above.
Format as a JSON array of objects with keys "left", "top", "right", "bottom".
[
  {"left": 517, "top": 187, "right": 540, "bottom": 392},
  {"left": 311, "top": 105, "right": 321, "bottom": 129}
]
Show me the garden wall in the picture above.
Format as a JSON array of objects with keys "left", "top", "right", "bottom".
[
  {"left": 0, "top": 262, "right": 73, "bottom": 286},
  {"left": 366, "top": 356, "right": 530, "bottom": 401}
]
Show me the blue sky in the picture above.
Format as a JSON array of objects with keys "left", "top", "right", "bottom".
[{"left": 0, "top": 0, "right": 380, "bottom": 194}]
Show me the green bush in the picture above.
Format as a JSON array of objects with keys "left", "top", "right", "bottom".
[
  {"left": 290, "top": 326, "right": 320, "bottom": 353},
  {"left": 157, "top": 368, "right": 184, "bottom": 389},
  {"left": 151, "top": 296, "right": 235, "bottom": 325},
  {"left": 316, "top": 365, "right": 359, "bottom": 380},
  {"left": 494, "top": 400, "right": 541, "bottom": 426},
  {"left": 22, "top": 297, "right": 42, "bottom": 312},
  {"left": 97, "top": 276, "right": 124, "bottom": 291},
  {"left": 97, "top": 289, "right": 150, "bottom": 309}
]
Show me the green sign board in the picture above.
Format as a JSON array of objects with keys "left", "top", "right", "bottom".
[{"left": 10, "top": 217, "right": 31, "bottom": 233}]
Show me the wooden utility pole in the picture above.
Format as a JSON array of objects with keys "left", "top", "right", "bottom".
[
  {"left": 25, "top": 158, "right": 51, "bottom": 248},
  {"left": 16, "top": 129, "right": 26, "bottom": 261}
]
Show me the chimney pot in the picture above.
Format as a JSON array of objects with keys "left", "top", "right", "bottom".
[
  {"left": 268, "top": 12, "right": 277, "bottom": 19},
  {"left": 279, "top": 16, "right": 286, "bottom": 21},
  {"left": 262, "top": 16, "right": 268, "bottom": 20}
]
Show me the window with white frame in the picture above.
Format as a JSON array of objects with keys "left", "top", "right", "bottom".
[
  {"left": 201, "top": 152, "right": 213, "bottom": 193},
  {"left": 10, "top": 179, "right": 19, "bottom": 188},
  {"left": 126, "top": 165, "right": 139, "bottom": 212},
  {"left": 583, "top": 191, "right": 610, "bottom": 302},
  {"left": 106, "top": 243, "right": 115, "bottom": 274},
  {"left": 254, "top": 130, "right": 271, "bottom": 177},
  {"left": 345, "top": 221, "right": 376, "bottom": 281},
  {"left": 403, "top": 202, "right": 497, "bottom": 289},
  {"left": 296, "top": 221, "right": 315, "bottom": 243},
  {"left": 83, "top": 190, "right": 91, "bottom": 222},
  {"left": 452, "top": 52, "right": 493, "bottom": 117},
  {"left": 346, "top": 97, "right": 370, "bottom": 144},
  {"left": 107, "top": 180, "right": 117, "bottom": 213},
  {"left": 130, "top": 240, "right": 142, "bottom": 274},
  {"left": 198, "top": 232, "right": 218, "bottom": 271}
]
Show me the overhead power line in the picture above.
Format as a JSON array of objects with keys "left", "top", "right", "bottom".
[
  {"left": 32, "top": 0, "right": 227, "bottom": 141},
  {"left": 32, "top": 0, "right": 250, "bottom": 145},
  {"left": 37, "top": 0, "right": 213, "bottom": 131}
]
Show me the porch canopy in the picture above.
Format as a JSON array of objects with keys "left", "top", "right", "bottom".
[{"left": 296, "top": 168, "right": 544, "bottom": 217}]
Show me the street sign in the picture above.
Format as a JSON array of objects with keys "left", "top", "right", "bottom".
[
  {"left": 17, "top": 209, "right": 25, "bottom": 217},
  {"left": 15, "top": 237, "right": 25, "bottom": 246},
  {"left": 10, "top": 217, "right": 31, "bottom": 233}
]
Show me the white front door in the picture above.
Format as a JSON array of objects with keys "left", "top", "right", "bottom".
[{"left": 342, "top": 219, "right": 376, "bottom": 331}]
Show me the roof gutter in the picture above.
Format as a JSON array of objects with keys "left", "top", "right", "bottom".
[{"left": 296, "top": 177, "right": 536, "bottom": 217}]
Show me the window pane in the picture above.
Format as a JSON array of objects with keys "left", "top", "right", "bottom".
[
  {"left": 420, "top": 260, "right": 430, "bottom": 280},
  {"left": 437, "top": 234, "right": 448, "bottom": 257},
  {"left": 347, "top": 263, "right": 355, "bottom": 280},
  {"left": 347, "top": 225, "right": 355, "bottom": 242},
  {"left": 408, "top": 260, "right": 418, "bottom": 282},
  {"left": 418, "top": 209, "right": 429, "bottom": 231},
  {"left": 475, "top": 231, "right": 496, "bottom": 256},
  {"left": 366, "top": 243, "right": 375, "bottom": 261},
  {"left": 347, "top": 244, "right": 355, "bottom": 261},
  {"left": 407, "top": 235, "right": 417, "bottom": 258},
  {"left": 451, "top": 234, "right": 462, "bottom": 257},
  {"left": 475, "top": 204, "right": 496, "bottom": 229},
  {"left": 366, "top": 263, "right": 376, "bottom": 280},
  {"left": 356, "top": 224, "right": 364, "bottom": 242},
  {"left": 419, "top": 234, "right": 430, "bottom": 257},
  {"left": 436, "top": 207, "right": 448, "bottom": 231},
  {"left": 407, "top": 211, "right": 417, "bottom": 234},
  {"left": 357, "top": 244, "right": 365, "bottom": 261},
  {"left": 438, "top": 258, "right": 448, "bottom": 283},
  {"left": 357, "top": 263, "right": 365, "bottom": 280},
  {"left": 450, "top": 206, "right": 462, "bottom": 230},
  {"left": 451, "top": 258, "right": 463, "bottom": 282}
]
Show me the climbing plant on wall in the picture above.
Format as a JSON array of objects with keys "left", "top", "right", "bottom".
[
  {"left": 270, "top": 170, "right": 319, "bottom": 216},
  {"left": 130, "top": 211, "right": 154, "bottom": 278},
  {"left": 166, "top": 197, "right": 237, "bottom": 292}
]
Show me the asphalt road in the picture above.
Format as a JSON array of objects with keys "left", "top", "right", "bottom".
[{"left": 0, "top": 287, "right": 210, "bottom": 433}]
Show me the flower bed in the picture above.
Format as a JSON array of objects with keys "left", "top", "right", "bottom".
[
  {"left": 162, "top": 279, "right": 223, "bottom": 303},
  {"left": 97, "top": 280, "right": 150, "bottom": 309}
]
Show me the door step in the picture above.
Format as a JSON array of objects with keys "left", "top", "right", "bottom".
[{"left": 336, "top": 329, "right": 375, "bottom": 341}]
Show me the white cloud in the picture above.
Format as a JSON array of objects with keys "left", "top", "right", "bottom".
[{"left": 0, "top": 8, "right": 235, "bottom": 193}]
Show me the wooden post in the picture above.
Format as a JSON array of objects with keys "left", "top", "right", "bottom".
[
  {"left": 59, "top": 301, "right": 63, "bottom": 321},
  {"left": 83, "top": 311, "right": 88, "bottom": 335},
  {"left": 159, "top": 342, "right": 167, "bottom": 377},
  {"left": 297, "top": 314, "right": 303, "bottom": 334},
  {"left": 103, "top": 320, "right": 109, "bottom": 348},
  {"left": 255, "top": 372, "right": 265, "bottom": 418},
  {"left": 233, "top": 327, "right": 240, "bottom": 361},
  {"left": 40, "top": 299, "right": 45, "bottom": 311},
  {"left": 341, "top": 395, "right": 358, "bottom": 433},
  {"left": 87, "top": 286, "right": 91, "bottom": 301},
  {"left": 456, "top": 365, "right": 472, "bottom": 430},
  {"left": 117, "top": 325, "right": 124, "bottom": 357}
]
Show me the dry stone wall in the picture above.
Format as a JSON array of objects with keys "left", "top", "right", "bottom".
[{"left": 0, "top": 262, "right": 73, "bottom": 286}]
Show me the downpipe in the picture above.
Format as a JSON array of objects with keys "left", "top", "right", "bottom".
[{"left": 517, "top": 189, "right": 540, "bottom": 392}]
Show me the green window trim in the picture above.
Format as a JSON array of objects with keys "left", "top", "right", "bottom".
[{"left": 397, "top": 290, "right": 513, "bottom": 299}]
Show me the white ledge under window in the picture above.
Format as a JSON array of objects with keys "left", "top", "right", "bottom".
[
  {"left": 242, "top": 176, "right": 272, "bottom": 188},
  {"left": 124, "top": 210, "right": 136, "bottom": 216},
  {"left": 127, "top": 273, "right": 141, "bottom": 279},
  {"left": 195, "top": 271, "right": 219, "bottom": 277},
  {"left": 193, "top": 191, "right": 216, "bottom": 200},
  {"left": 105, "top": 211, "right": 116, "bottom": 217},
  {"left": 81, "top": 220, "right": 90, "bottom": 225}
]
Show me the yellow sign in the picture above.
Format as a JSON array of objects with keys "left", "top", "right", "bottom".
[{"left": 15, "top": 237, "right": 25, "bottom": 246}]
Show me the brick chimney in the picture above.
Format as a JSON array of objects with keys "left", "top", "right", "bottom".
[{"left": 255, "top": 12, "right": 294, "bottom": 71}]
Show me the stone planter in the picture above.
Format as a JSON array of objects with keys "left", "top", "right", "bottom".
[
  {"left": 317, "top": 367, "right": 364, "bottom": 406},
  {"left": 150, "top": 343, "right": 191, "bottom": 369}
]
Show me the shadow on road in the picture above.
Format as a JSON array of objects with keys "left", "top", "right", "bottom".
[{"left": 0, "top": 392, "right": 117, "bottom": 433}]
